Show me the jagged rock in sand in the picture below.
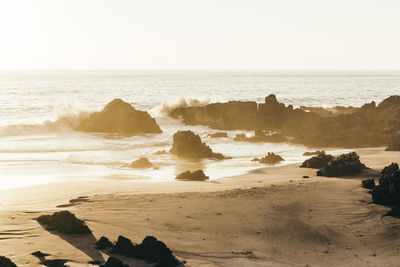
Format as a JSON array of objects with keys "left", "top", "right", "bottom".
[
  {"left": 372, "top": 163, "right": 400, "bottom": 205},
  {"left": 361, "top": 179, "right": 375, "bottom": 189},
  {"left": 128, "top": 157, "right": 153, "bottom": 168},
  {"left": 96, "top": 236, "right": 113, "bottom": 250},
  {"left": 75, "top": 98, "right": 162, "bottom": 135},
  {"left": 303, "top": 150, "right": 325, "bottom": 156},
  {"left": 0, "top": 256, "right": 17, "bottom": 267},
  {"left": 37, "top": 210, "right": 91, "bottom": 234},
  {"left": 101, "top": 257, "right": 129, "bottom": 267},
  {"left": 169, "top": 94, "right": 400, "bottom": 148},
  {"left": 316, "top": 152, "right": 367, "bottom": 177},
  {"left": 253, "top": 152, "right": 284, "bottom": 165},
  {"left": 207, "top": 132, "right": 228, "bottom": 138},
  {"left": 234, "top": 130, "right": 286, "bottom": 143},
  {"left": 300, "top": 152, "right": 334, "bottom": 169},
  {"left": 111, "top": 235, "right": 181, "bottom": 267},
  {"left": 175, "top": 170, "right": 209, "bottom": 181},
  {"left": 170, "top": 130, "right": 224, "bottom": 159}
]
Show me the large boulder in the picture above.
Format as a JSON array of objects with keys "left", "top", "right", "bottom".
[
  {"left": 361, "top": 179, "right": 375, "bottom": 189},
  {"left": 253, "top": 152, "right": 284, "bottom": 165},
  {"left": 300, "top": 152, "right": 334, "bottom": 169},
  {"left": 128, "top": 157, "right": 153, "bottom": 168},
  {"left": 96, "top": 236, "right": 113, "bottom": 250},
  {"left": 37, "top": 210, "right": 91, "bottom": 234},
  {"left": 176, "top": 170, "right": 209, "bottom": 181},
  {"left": 75, "top": 99, "right": 162, "bottom": 135},
  {"left": 170, "top": 130, "right": 224, "bottom": 159},
  {"left": 316, "top": 152, "right": 367, "bottom": 177},
  {"left": 111, "top": 235, "right": 181, "bottom": 267},
  {"left": 0, "top": 256, "right": 17, "bottom": 267},
  {"left": 372, "top": 163, "right": 400, "bottom": 205},
  {"left": 100, "top": 257, "right": 129, "bottom": 267}
]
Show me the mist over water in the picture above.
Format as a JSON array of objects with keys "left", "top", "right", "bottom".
[{"left": 0, "top": 70, "right": 399, "bottom": 190}]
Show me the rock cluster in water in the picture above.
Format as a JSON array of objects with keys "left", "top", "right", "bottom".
[
  {"left": 253, "top": 152, "right": 284, "bottom": 165},
  {"left": 169, "top": 94, "right": 400, "bottom": 148},
  {"left": 300, "top": 152, "right": 334, "bottom": 169},
  {"left": 175, "top": 170, "right": 209, "bottom": 181},
  {"left": 303, "top": 150, "right": 325, "bottom": 156},
  {"left": 75, "top": 98, "right": 162, "bottom": 135},
  {"left": 37, "top": 210, "right": 91, "bottom": 234},
  {"left": 170, "top": 130, "right": 224, "bottom": 159},
  {"left": 361, "top": 179, "right": 376, "bottom": 189},
  {"left": 96, "top": 235, "right": 181, "bottom": 267},
  {"left": 128, "top": 157, "right": 153, "bottom": 168},
  {"left": 371, "top": 163, "right": 400, "bottom": 205},
  {"left": 316, "top": 152, "right": 366, "bottom": 177}
]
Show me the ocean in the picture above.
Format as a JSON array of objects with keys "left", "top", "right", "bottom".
[{"left": 0, "top": 70, "right": 399, "bottom": 190}]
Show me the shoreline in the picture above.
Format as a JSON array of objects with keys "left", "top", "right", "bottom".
[{"left": 0, "top": 148, "right": 399, "bottom": 266}]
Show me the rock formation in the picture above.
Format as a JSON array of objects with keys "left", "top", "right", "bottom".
[
  {"left": 96, "top": 236, "right": 113, "bottom": 250},
  {"left": 253, "top": 152, "right": 284, "bottom": 165},
  {"left": 372, "top": 163, "right": 400, "bottom": 205},
  {"left": 169, "top": 94, "right": 400, "bottom": 148},
  {"left": 170, "top": 130, "right": 224, "bottom": 159},
  {"left": 0, "top": 256, "right": 17, "bottom": 267},
  {"left": 175, "top": 170, "right": 209, "bottom": 181},
  {"left": 316, "top": 152, "right": 366, "bottom": 177},
  {"left": 300, "top": 152, "right": 334, "bottom": 169},
  {"left": 37, "top": 210, "right": 91, "bottom": 234},
  {"left": 362, "top": 179, "right": 375, "bottom": 189},
  {"left": 100, "top": 257, "right": 129, "bottom": 267},
  {"left": 75, "top": 98, "right": 162, "bottom": 135},
  {"left": 207, "top": 132, "right": 228, "bottom": 138},
  {"left": 128, "top": 157, "right": 153, "bottom": 168},
  {"left": 303, "top": 150, "right": 325, "bottom": 156}
]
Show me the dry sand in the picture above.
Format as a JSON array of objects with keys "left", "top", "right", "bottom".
[{"left": 1, "top": 148, "right": 400, "bottom": 266}]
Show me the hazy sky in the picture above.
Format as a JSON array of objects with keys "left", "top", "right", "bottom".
[{"left": 1, "top": 0, "right": 399, "bottom": 70}]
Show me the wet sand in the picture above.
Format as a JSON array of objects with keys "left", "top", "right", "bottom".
[{"left": 1, "top": 148, "right": 400, "bottom": 266}]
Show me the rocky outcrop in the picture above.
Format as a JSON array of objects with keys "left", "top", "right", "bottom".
[
  {"left": 110, "top": 235, "right": 181, "bottom": 267},
  {"left": 371, "top": 163, "right": 400, "bottom": 205},
  {"left": 300, "top": 152, "right": 334, "bottom": 169},
  {"left": 37, "top": 210, "right": 91, "bottom": 234},
  {"left": 362, "top": 179, "right": 375, "bottom": 189},
  {"left": 170, "top": 130, "right": 224, "bottom": 159},
  {"left": 316, "top": 152, "right": 367, "bottom": 177},
  {"left": 100, "top": 257, "right": 129, "bottom": 267},
  {"left": 176, "top": 170, "right": 209, "bottom": 181},
  {"left": 96, "top": 236, "right": 113, "bottom": 250},
  {"left": 303, "top": 150, "right": 325, "bottom": 156},
  {"left": 207, "top": 132, "right": 228, "bottom": 138},
  {"left": 128, "top": 157, "right": 153, "bottom": 168},
  {"left": 168, "top": 94, "right": 400, "bottom": 148},
  {"left": 75, "top": 99, "right": 162, "bottom": 135},
  {"left": 0, "top": 256, "right": 17, "bottom": 267},
  {"left": 253, "top": 152, "right": 284, "bottom": 165}
]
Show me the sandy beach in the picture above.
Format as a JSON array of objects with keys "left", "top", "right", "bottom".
[{"left": 0, "top": 148, "right": 399, "bottom": 266}]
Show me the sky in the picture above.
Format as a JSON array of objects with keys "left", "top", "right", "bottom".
[{"left": 0, "top": 0, "right": 399, "bottom": 70}]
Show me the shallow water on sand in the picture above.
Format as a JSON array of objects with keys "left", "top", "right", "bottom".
[{"left": 0, "top": 70, "right": 398, "bottom": 189}]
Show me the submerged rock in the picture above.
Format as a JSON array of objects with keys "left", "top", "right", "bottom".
[
  {"left": 255, "top": 152, "right": 284, "bottom": 165},
  {"left": 300, "top": 152, "right": 334, "bottom": 169},
  {"left": 128, "top": 157, "right": 153, "bottom": 168},
  {"left": 96, "top": 236, "right": 113, "bottom": 250},
  {"left": 175, "top": 170, "right": 209, "bottom": 181},
  {"left": 371, "top": 163, "right": 400, "bottom": 205},
  {"left": 154, "top": 150, "right": 168, "bottom": 155},
  {"left": 37, "top": 210, "right": 91, "bottom": 234},
  {"left": 207, "top": 132, "right": 228, "bottom": 138},
  {"left": 361, "top": 179, "right": 375, "bottom": 189},
  {"left": 303, "top": 150, "right": 325, "bottom": 156},
  {"left": 170, "top": 130, "right": 224, "bottom": 159},
  {"left": 100, "top": 257, "right": 129, "bottom": 267},
  {"left": 316, "top": 152, "right": 366, "bottom": 177},
  {"left": 110, "top": 235, "right": 181, "bottom": 266},
  {"left": 75, "top": 98, "right": 162, "bottom": 135},
  {"left": 0, "top": 256, "right": 17, "bottom": 267}
]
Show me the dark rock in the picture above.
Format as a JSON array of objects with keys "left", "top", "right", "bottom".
[
  {"left": 42, "top": 259, "right": 68, "bottom": 267},
  {"left": 316, "top": 152, "right": 366, "bottom": 177},
  {"left": 96, "top": 236, "right": 113, "bottom": 250},
  {"left": 303, "top": 176, "right": 309, "bottom": 179},
  {"left": 76, "top": 98, "right": 162, "bottom": 135},
  {"left": 0, "top": 256, "right": 17, "bottom": 267},
  {"left": 303, "top": 150, "right": 325, "bottom": 156},
  {"left": 257, "top": 152, "right": 284, "bottom": 165},
  {"left": 301, "top": 152, "right": 334, "bottom": 169},
  {"left": 100, "top": 257, "right": 129, "bottom": 267},
  {"left": 176, "top": 170, "right": 209, "bottom": 181},
  {"left": 383, "top": 206, "right": 400, "bottom": 218},
  {"left": 128, "top": 157, "right": 153, "bottom": 168},
  {"left": 110, "top": 235, "right": 181, "bottom": 267},
  {"left": 207, "top": 132, "right": 228, "bottom": 138},
  {"left": 170, "top": 130, "right": 224, "bottom": 159},
  {"left": 372, "top": 163, "right": 400, "bottom": 205},
  {"left": 362, "top": 179, "right": 375, "bottom": 189},
  {"left": 37, "top": 210, "right": 91, "bottom": 234}
]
